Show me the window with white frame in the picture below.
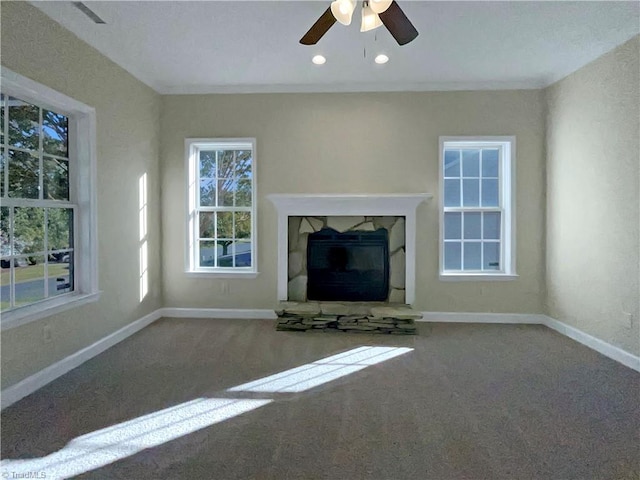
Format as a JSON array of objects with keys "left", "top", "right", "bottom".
[
  {"left": 1, "top": 69, "right": 98, "bottom": 328},
  {"left": 186, "top": 139, "right": 256, "bottom": 275},
  {"left": 440, "top": 137, "right": 515, "bottom": 279}
]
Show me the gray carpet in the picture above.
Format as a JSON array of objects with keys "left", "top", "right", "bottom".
[{"left": 1, "top": 319, "right": 639, "bottom": 479}]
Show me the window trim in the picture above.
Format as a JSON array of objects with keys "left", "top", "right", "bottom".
[
  {"left": 185, "top": 138, "right": 258, "bottom": 277},
  {"left": 1, "top": 68, "right": 99, "bottom": 330},
  {"left": 438, "top": 136, "right": 517, "bottom": 281}
]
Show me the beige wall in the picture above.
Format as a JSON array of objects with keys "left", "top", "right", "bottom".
[
  {"left": 1, "top": 2, "right": 163, "bottom": 388},
  {"left": 545, "top": 36, "right": 640, "bottom": 356},
  {"left": 161, "top": 90, "right": 546, "bottom": 313}
]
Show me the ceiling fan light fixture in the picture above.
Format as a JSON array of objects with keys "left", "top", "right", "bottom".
[
  {"left": 369, "top": 0, "right": 393, "bottom": 14},
  {"left": 331, "top": 0, "right": 356, "bottom": 26},
  {"left": 360, "top": 4, "right": 383, "bottom": 32}
]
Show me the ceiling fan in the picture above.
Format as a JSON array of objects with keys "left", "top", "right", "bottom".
[{"left": 300, "top": 0, "right": 418, "bottom": 46}]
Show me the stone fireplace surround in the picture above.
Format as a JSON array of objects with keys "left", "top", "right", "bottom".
[
  {"left": 267, "top": 194, "right": 432, "bottom": 305},
  {"left": 288, "top": 215, "right": 405, "bottom": 303}
]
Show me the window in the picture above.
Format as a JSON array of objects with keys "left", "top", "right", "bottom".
[
  {"left": 186, "top": 138, "right": 257, "bottom": 276},
  {"left": 1, "top": 68, "right": 98, "bottom": 329},
  {"left": 439, "top": 137, "right": 516, "bottom": 280}
]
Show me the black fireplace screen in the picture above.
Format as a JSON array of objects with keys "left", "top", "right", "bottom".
[{"left": 307, "top": 228, "right": 389, "bottom": 302}]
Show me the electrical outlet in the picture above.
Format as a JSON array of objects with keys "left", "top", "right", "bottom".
[{"left": 43, "top": 325, "right": 52, "bottom": 342}]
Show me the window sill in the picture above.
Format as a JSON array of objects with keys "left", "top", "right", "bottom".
[
  {"left": 1, "top": 291, "right": 102, "bottom": 331},
  {"left": 439, "top": 273, "right": 519, "bottom": 282},
  {"left": 185, "top": 271, "right": 260, "bottom": 279}
]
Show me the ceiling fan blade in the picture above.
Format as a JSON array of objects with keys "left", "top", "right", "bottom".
[
  {"left": 300, "top": 7, "right": 337, "bottom": 45},
  {"left": 379, "top": 1, "right": 419, "bottom": 46}
]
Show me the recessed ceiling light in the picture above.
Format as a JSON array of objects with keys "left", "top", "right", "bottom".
[
  {"left": 312, "top": 55, "right": 326, "bottom": 65},
  {"left": 374, "top": 54, "right": 389, "bottom": 64}
]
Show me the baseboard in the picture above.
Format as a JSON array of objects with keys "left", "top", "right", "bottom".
[
  {"left": 3, "top": 308, "right": 636, "bottom": 410},
  {"left": 420, "top": 311, "right": 639, "bottom": 373},
  {"left": 160, "top": 307, "right": 277, "bottom": 320},
  {"left": 1, "top": 309, "right": 163, "bottom": 410},
  {"left": 541, "top": 315, "right": 640, "bottom": 372},
  {"left": 420, "top": 311, "right": 545, "bottom": 324}
]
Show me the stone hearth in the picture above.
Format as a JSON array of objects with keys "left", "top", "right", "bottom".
[{"left": 275, "top": 302, "right": 422, "bottom": 335}]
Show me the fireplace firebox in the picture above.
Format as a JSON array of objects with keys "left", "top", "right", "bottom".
[{"left": 307, "top": 228, "right": 389, "bottom": 301}]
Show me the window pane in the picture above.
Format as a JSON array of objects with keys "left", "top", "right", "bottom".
[
  {"left": 444, "top": 150, "right": 460, "bottom": 177},
  {"left": 199, "top": 178, "right": 216, "bottom": 206},
  {"left": 481, "top": 179, "right": 499, "bottom": 207},
  {"left": 0, "top": 266, "right": 8, "bottom": 309},
  {"left": 0, "top": 150, "right": 5, "bottom": 197},
  {"left": 8, "top": 149, "right": 39, "bottom": 199},
  {"left": 463, "top": 212, "right": 481, "bottom": 239},
  {"left": 49, "top": 251, "right": 73, "bottom": 296},
  {"left": 216, "top": 211, "right": 233, "bottom": 238},
  {"left": 1, "top": 207, "right": 9, "bottom": 257},
  {"left": 218, "top": 151, "right": 234, "bottom": 178},
  {"left": 8, "top": 97, "right": 39, "bottom": 151},
  {"left": 444, "top": 212, "right": 461, "bottom": 240},
  {"left": 235, "top": 151, "right": 252, "bottom": 179},
  {"left": 48, "top": 208, "right": 73, "bottom": 250},
  {"left": 462, "top": 150, "right": 480, "bottom": 177},
  {"left": 199, "top": 240, "right": 216, "bottom": 267},
  {"left": 235, "top": 212, "right": 251, "bottom": 239},
  {"left": 483, "top": 242, "right": 500, "bottom": 270},
  {"left": 217, "top": 240, "right": 234, "bottom": 267},
  {"left": 463, "top": 242, "right": 481, "bottom": 270},
  {"left": 14, "top": 255, "right": 45, "bottom": 307},
  {"left": 14, "top": 207, "right": 44, "bottom": 255},
  {"left": 444, "top": 179, "right": 461, "bottom": 207},
  {"left": 199, "top": 212, "right": 215, "bottom": 239},
  {"left": 0, "top": 93, "right": 4, "bottom": 143},
  {"left": 482, "top": 149, "right": 499, "bottom": 177},
  {"left": 217, "top": 178, "right": 234, "bottom": 207},
  {"left": 44, "top": 157, "right": 69, "bottom": 200},
  {"left": 444, "top": 242, "right": 461, "bottom": 270},
  {"left": 232, "top": 240, "right": 252, "bottom": 267},
  {"left": 236, "top": 179, "right": 251, "bottom": 207},
  {"left": 199, "top": 151, "right": 216, "bottom": 178},
  {"left": 462, "top": 179, "right": 479, "bottom": 207},
  {"left": 43, "top": 109, "right": 69, "bottom": 157},
  {"left": 483, "top": 212, "right": 501, "bottom": 240}
]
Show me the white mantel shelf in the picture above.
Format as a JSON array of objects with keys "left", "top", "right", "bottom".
[
  {"left": 267, "top": 193, "right": 432, "bottom": 305},
  {"left": 267, "top": 193, "right": 432, "bottom": 216}
]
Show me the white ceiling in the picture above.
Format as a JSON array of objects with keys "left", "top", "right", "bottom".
[{"left": 33, "top": 1, "right": 639, "bottom": 94}]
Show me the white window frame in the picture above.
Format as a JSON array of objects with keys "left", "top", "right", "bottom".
[
  {"left": 185, "top": 138, "right": 258, "bottom": 278},
  {"left": 439, "top": 136, "right": 517, "bottom": 281},
  {"left": 1, "top": 68, "right": 99, "bottom": 330}
]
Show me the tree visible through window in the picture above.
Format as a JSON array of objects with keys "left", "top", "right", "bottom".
[
  {"left": 0, "top": 94, "right": 75, "bottom": 311},
  {"left": 187, "top": 139, "right": 256, "bottom": 273}
]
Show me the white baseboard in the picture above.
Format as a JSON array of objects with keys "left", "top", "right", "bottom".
[
  {"left": 160, "top": 307, "right": 277, "bottom": 320},
  {"left": 3, "top": 308, "right": 637, "bottom": 410},
  {"left": 420, "top": 311, "right": 545, "bottom": 324},
  {"left": 420, "top": 311, "right": 639, "bottom": 373},
  {"left": 541, "top": 315, "right": 640, "bottom": 372},
  {"left": 1, "top": 309, "right": 162, "bottom": 410}
]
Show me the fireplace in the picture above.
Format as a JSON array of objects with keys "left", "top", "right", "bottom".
[
  {"left": 267, "top": 193, "right": 432, "bottom": 305},
  {"left": 307, "top": 228, "right": 389, "bottom": 301}
]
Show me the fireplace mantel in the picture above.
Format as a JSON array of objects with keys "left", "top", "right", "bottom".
[{"left": 267, "top": 193, "right": 432, "bottom": 305}]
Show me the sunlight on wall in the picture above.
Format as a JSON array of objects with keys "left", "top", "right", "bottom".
[
  {"left": 0, "top": 345, "right": 413, "bottom": 479},
  {"left": 139, "top": 173, "right": 148, "bottom": 302},
  {"left": 0, "top": 398, "right": 272, "bottom": 480},
  {"left": 228, "top": 346, "right": 414, "bottom": 393}
]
